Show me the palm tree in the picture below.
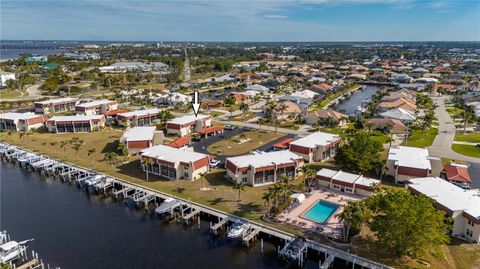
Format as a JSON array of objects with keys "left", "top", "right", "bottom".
[
  {"left": 232, "top": 182, "right": 245, "bottom": 202},
  {"left": 71, "top": 142, "right": 83, "bottom": 162},
  {"left": 143, "top": 158, "right": 154, "bottom": 182},
  {"left": 18, "top": 131, "right": 27, "bottom": 148},
  {"left": 295, "top": 114, "right": 305, "bottom": 124},
  {"left": 239, "top": 102, "right": 249, "bottom": 121},
  {"left": 339, "top": 201, "right": 369, "bottom": 241},
  {"left": 60, "top": 141, "right": 69, "bottom": 156},
  {"left": 104, "top": 152, "right": 118, "bottom": 166},
  {"left": 374, "top": 161, "right": 388, "bottom": 181},
  {"left": 199, "top": 172, "right": 207, "bottom": 189},
  {"left": 50, "top": 142, "right": 58, "bottom": 155},
  {"left": 304, "top": 167, "right": 316, "bottom": 188},
  {"left": 461, "top": 108, "right": 475, "bottom": 135},
  {"left": 262, "top": 189, "right": 274, "bottom": 216},
  {"left": 88, "top": 148, "right": 96, "bottom": 167},
  {"left": 228, "top": 106, "right": 235, "bottom": 117}
]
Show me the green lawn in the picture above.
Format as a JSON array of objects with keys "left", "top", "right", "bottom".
[
  {"left": 403, "top": 128, "right": 438, "bottom": 148},
  {"left": 452, "top": 144, "right": 480, "bottom": 158},
  {"left": 446, "top": 107, "right": 464, "bottom": 117},
  {"left": 455, "top": 132, "right": 480, "bottom": 144},
  {"left": 0, "top": 89, "right": 24, "bottom": 100},
  {"left": 207, "top": 130, "right": 283, "bottom": 155}
]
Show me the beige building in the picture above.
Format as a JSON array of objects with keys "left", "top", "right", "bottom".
[
  {"left": 166, "top": 114, "right": 211, "bottom": 137},
  {"left": 289, "top": 132, "right": 342, "bottom": 163},
  {"left": 386, "top": 146, "right": 442, "bottom": 183}
]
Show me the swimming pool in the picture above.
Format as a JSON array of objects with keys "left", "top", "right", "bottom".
[{"left": 302, "top": 200, "right": 340, "bottom": 223}]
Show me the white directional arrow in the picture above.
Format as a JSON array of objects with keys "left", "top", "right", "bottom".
[{"left": 192, "top": 90, "right": 201, "bottom": 117}]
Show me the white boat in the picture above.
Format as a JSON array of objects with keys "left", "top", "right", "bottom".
[
  {"left": 227, "top": 220, "right": 251, "bottom": 239},
  {"left": 0, "top": 239, "right": 33, "bottom": 264},
  {"left": 155, "top": 198, "right": 181, "bottom": 214}
]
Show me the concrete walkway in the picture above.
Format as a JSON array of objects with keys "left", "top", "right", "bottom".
[
  {"left": 453, "top": 141, "right": 479, "bottom": 146},
  {"left": 428, "top": 96, "right": 480, "bottom": 163}
]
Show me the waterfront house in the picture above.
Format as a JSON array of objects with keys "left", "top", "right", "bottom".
[
  {"left": 316, "top": 168, "right": 380, "bottom": 196},
  {"left": 116, "top": 108, "right": 161, "bottom": 127},
  {"left": 378, "top": 98, "right": 417, "bottom": 113},
  {"left": 366, "top": 118, "right": 406, "bottom": 134},
  {"left": 312, "top": 83, "right": 334, "bottom": 94},
  {"left": 386, "top": 146, "right": 442, "bottom": 183},
  {"left": 289, "top": 132, "right": 342, "bottom": 163},
  {"left": 34, "top": 97, "right": 79, "bottom": 114},
  {"left": 225, "top": 151, "right": 304, "bottom": 186},
  {"left": 380, "top": 107, "right": 416, "bottom": 123},
  {"left": 120, "top": 126, "right": 164, "bottom": 155},
  {"left": 0, "top": 112, "right": 46, "bottom": 132},
  {"left": 305, "top": 110, "right": 348, "bottom": 127},
  {"left": 407, "top": 177, "right": 480, "bottom": 244},
  {"left": 46, "top": 115, "right": 106, "bottom": 133},
  {"left": 75, "top": 100, "right": 118, "bottom": 115},
  {"left": 270, "top": 101, "right": 302, "bottom": 120},
  {"left": 155, "top": 92, "right": 192, "bottom": 107},
  {"left": 166, "top": 114, "right": 212, "bottom": 136},
  {"left": 0, "top": 72, "right": 16, "bottom": 87},
  {"left": 140, "top": 145, "right": 209, "bottom": 181}
]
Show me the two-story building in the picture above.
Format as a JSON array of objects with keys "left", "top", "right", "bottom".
[
  {"left": 46, "top": 115, "right": 106, "bottom": 133},
  {"left": 120, "top": 126, "right": 164, "bottom": 155},
  {"left": 116, "top": 108, "right": 162, "bottom": 127},
  {"left": 166, "top": 114, "right": 211, "bottom": 136},
  {"left": 408, "top": 177, "right": 480, "bottom": 244},
  {"left": 34, "top": 97, "right": 79, "bottom": 114},
  {"left": 386, "top": 146, "right": 442, "bottom": 183},
  {"left": 225, "top": 151, "right": 304, "bottom": 186},
  {"left": 0, "top": 112, "right": 46, "bottom": 132},
  {"left": 75, "top": 100, "right": 118, "bottom": 115},
  {"left": 289, "top": 132, "right": 342, "bottom": 162},
  {"left": 140, "top": 145, "right": 209, "bottom": 181}
]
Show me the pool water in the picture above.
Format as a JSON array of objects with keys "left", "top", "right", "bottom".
[{"left": 303, "top": 200, "right": 340, "bottom": 223}]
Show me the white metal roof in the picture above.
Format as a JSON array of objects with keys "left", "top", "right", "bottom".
[
  {"left": 141, "top": 145, "right": 207, "bottom": 163},
  {"left": 121, "top": 126, "right": 156, "bottom": 142},
  {"left": 35, "top": 97, "right": 78, "bottom": 105},
  {"left": 48, "top": 115, "right": 104, "bottom": 122},
  {"left": 408, "top": 177, "right": 480, "bottom": 221},
  {"left": 76, "top": 100, "right": 116, "bottom": 108},
  {"left": 380, "top": 108, "right": 416, "bottom": 121},
  {"left": 227, "top": 150, "right": 301, "bottom": 169},
  {"left": 317, "top": 168, "right": 380, "bottom": 187},
  {"left": 117, "top": 108, "right": 161, "bottom": 118},
  {"left": 388, "top": 146, "right": 431, "bottom": 170},
  {"left": 167, "top": 114, "right": 209, "bottom": 125},
  {"left": 0, "top": 112, "right": 40, "bottom": 121},
  {"left": 289, "top": 132, "right": 341, "bottom": 149}
]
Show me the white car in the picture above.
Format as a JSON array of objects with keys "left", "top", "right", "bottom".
[
  {"left": 209, "top": 159, "right": 220, "bottom": 167},
  {"left": 224, "top": 125, "right": 237, "bottom": 130}
]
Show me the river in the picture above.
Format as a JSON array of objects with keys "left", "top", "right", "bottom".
[
  {"left": 0, "top": 162, "right": 348, "bottom": 269},
  {"left": 334, "top": 85, "right": 380, "bottom": 116}
]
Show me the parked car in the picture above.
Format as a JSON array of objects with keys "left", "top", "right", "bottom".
[
  {"left": 224, "top": 125, "right": 237, "bottom": 130},
  {"left": 209, "top": 159, "right": 220, "bottom": 168}
]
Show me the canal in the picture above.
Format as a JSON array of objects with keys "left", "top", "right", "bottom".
[
  {"left": 334, "top": 85, "right": 381, "bottom": 116},
  {"left": 0, "top": 162, "right": 345, "bottom": 269}
]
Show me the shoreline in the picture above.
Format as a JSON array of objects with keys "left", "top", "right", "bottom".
[{"left": 0, "top": 142, "right": 391, "bottom": 269}]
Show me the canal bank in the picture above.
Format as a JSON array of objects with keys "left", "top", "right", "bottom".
[
  {"left": 333, "top": 85, "right": 381, "bottom": 116},
  {"left": 0, "top": 144, "right": 391, "bottom": 269}
]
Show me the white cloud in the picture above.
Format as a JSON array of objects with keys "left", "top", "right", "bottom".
[{"left": 263, "top": 14, "right": 288, "bottom": 19}]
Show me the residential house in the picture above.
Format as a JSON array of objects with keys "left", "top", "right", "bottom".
[
  {"left": 378, "top": 98, "right": 417, "bottom": 113},
  {"left": 271, "top": 101, "right": 302, "bottom": 120},
  {"left": 120, "top": 126, "right": 164, "bottom": 155},
  {"left": 166, "top": 114, "right": 212, "bottom": 136},
  {"left": 305, "top": 109, "right": 348, "bottom": 127},
  {"left": 289, "top": 132, "right": 342, "bottom": 162},
  {"left": 386, "top": 146, "right": 442, "bottom": 183},
  {"left": 75, "top": 100, "right": 118, "bottom": 115},
  {"left": 366, "top": 118, "right": 406, "bottom": 134},
  {"left": 34, "top": 97, "right": 79, "bottom": 114},
  {"left": 116, "top": 108, "right": 161, "bottom": 127},
  {"left": 444, "top": 163, "right": 472, "bottom": 189},
  {"left": 407, "top": 177, "right": 480, "bottom": 244},
  {"left": 316, "top": 168, "right": 380, "bottom": 196},
  {"left": 140, "top": 145, "right": 209, "bottom": 181},
  {"left": 0, "top": 112, "right": 46, "bottom": 132},
  {"left": 380, "top": 108, "right": 416, "bottom": 123},
  {"left": 246, "top": 84, "right": 269, "bottom": 94},
  {"left": 46, "top": 115, "right": 106, "bottom": 133},
  {"left": 155, "top": 92, "right": 192, "bottom": 107},
  {"left": 225, "top": 150, "right": 304, "bottom": 186}
]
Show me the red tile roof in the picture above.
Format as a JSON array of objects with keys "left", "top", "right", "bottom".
[
  {"left": 104, "top": 109, "right": 129, "bottom": 116},
  {"left": 198, "top": 125, "right": 224, "bottom": 135},
  {"left": 272, "top": 137, "right": 296, "bottom": 149},
  {"left": 168, "top": 137, "right": 191, "bottom": 148},
  {"left": 445, "top": 164, "right": 471, "bottom": 183},
  {"left": 313, "top": 83, "right": 333, "bottom": 91}
]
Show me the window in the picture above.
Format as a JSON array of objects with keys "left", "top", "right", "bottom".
[
  {"left": 345, "top": 188, "right": 353, "bottom": 193},
  {"left": 468, "top": 220, "right": 474, "bottom": 226},
  {"left": 242, "top": 177, "right": 248, "bottom": 183},
  {"left": 184, "top": 172, "right": 189, "bottom": 178},
  {"left": 242, "top": 170, "right": 248, "bottom": 175},
  {"left": 333, "top": 185, "right": 340, "bottom": 190},
  {"left": 184, "top": 166, "right": 189, "bottom": 170},
  {"left": 466, "top": 229, "right": 473, "bottom": 237}
]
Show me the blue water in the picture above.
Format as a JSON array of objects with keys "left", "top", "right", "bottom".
[{"left": 303, "top": 200, "right": 340, "bottom": 223}]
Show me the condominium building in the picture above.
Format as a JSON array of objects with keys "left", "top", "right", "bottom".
[
  {"left": 140, "top": 145, "right": 209, "bottom": 181},
  {"left": 120, "top": 126, "right": 164, "bottom": 155},
  {"left": 316, "top": 168, "right": 380, "bottom": 197},
  {"left": 75, "top": 100, "right": 118, "bottom": 115},
  {"left": 166, "top": 114, "right": 211, "bottom": 136},
  {"left": 46, "top": 115, "right": 106, "bottom": 133},
  {"left": 386, "top": 146, "right": 442, "bottom": 183},
  {"left": 289, "top": 132, "right": 342, "bottom": 163},
  {"left": 34, "top": 97, "right": 79, "bottom": 114},
  {"left": 116, "top": 108, "right": 162, "bottom": 127},
  {"left": 0, "top": 112, "right": 46, "bottom": 132},
  {"left": 225, "top": 150, "right": 304, "bottom": 186}
]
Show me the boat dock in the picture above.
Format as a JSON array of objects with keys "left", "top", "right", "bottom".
[{"left": 0, "top": 142, "right": 392, "bottom": 269}]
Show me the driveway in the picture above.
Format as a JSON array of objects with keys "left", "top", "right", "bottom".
[{"left": 428, "top": 96, "right": 479, "bottom": 163}]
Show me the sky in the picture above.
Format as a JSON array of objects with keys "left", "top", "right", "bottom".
[{"left": 1, "top": 0, "right": 479, "bottom": 42}]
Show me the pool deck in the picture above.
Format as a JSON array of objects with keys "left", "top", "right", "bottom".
[{"left": 277, "top": 187, "right": 362, "bottom": 235}]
